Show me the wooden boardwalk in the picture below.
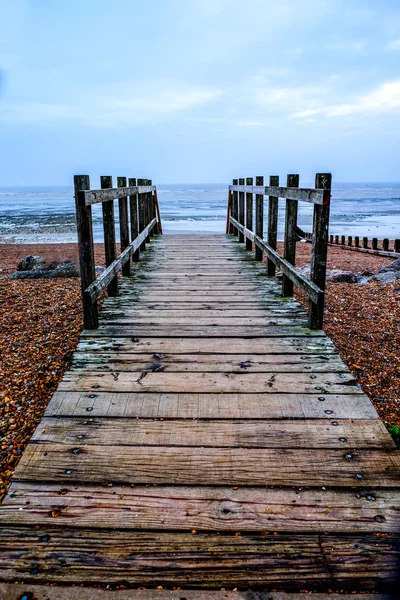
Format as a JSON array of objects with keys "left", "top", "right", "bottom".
[{"left": 0, "top": 234, "right": 399, "bottom": 596}]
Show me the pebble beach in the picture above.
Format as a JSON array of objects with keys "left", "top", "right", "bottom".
[{"left": 0, "top": 240, "right": 399, "bottom": 501}]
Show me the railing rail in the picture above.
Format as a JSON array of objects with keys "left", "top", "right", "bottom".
[
  {"left": 74, "top": 175, "right": 162, "bottom": 329},
  {"left": 227, "top": 173, "right": 332, "bottom": 330}
]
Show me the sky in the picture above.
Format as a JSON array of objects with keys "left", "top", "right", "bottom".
[{"left": 1, "top": 0, "right": 400, "bottom": 185}]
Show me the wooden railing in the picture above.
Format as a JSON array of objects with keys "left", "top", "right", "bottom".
[
  {"left": 226, "top": 173, "right": 332, "bottom": 329},
  {"left": 74, "top": 175, "right": 162, "bottom": 329}
]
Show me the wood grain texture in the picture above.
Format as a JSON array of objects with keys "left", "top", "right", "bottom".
[
  {"left": 1, "top": 587, "right": 394, "bottom": 600},
  {"left": 45, "top": 391, "right": 378, "bottom": 419},
  {"left": 0, "top": 527, "right": 398, "bottom": 590},
  {"left": 13, "top": 445, "right": 400, "bottom": 486},
  {"left": 32, "top": 417, "right": 393, "bottom": 448},
  {"left": 58, "top": 370, "right": 360, "bottom": 394},
  {"left": 3, "top": 482, "right": 398, "bottom": 532}
]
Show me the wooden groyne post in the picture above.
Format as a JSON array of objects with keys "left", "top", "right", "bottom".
[
  {"left": 227, "top": 173, "right": 332, "bottom": 329},
  {"left": 74, "top": 175, "right": 162, "bottom": 329}
]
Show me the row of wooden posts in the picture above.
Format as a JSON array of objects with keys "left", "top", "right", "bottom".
[
  {"left": 74, "top": 175, "right": 161, "bottom": 329},
  {"left": 329, "top": 234, "right": 400, "bottom": 254},
  {"left": 227, "top": 173, "right": 332, "bottom": 329}
]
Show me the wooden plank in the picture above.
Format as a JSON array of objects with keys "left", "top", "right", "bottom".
[
  {"left": 13, "top": 445, "right": 400, "bottom": 486},
  {"left": 81, "top": 185, "right": 155, "bottom": 206},
  {"left": 82, "top": 325, "right": 325, "bottom": 338},
  {"left": 0, "top": 528, "right": 328, "bottom": 587},
  {"left": 58, "top": 371, "right": 358, "bottom": 394},
  {"left": 0, "top": 587, "right": 394, "bottom": 600},
  {"left": 0, "top": 528, "right": 398, "bottom": 589},
  {"left": 97, "top": 316, "right": 307, "bottom": 327},
  {"left": 71, "top": 353, "right": 347, "bottom": 373},
  {"left": 32, "top": 417, "right": 394, "bottom": 449},
  {"left": 45, "top": 391, "right": 378, "bottom": 419},
  {"left": 229, "top": 184, "right": 327, "bottom": 205},
  {"left": 76, "top": 336, "right": 338, "bottom": 354},
  {"left": 3, "top": 483, "right": 399, "bottom": 532}
]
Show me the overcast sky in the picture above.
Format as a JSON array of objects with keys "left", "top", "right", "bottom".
[{"left": 1, "top": 0, "right": 400, "bottom": 185}]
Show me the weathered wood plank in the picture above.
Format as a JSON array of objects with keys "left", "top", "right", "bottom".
[
  {"left": 3, "top": 483, "right": 398, "bottom": 532},
  {"left": 46, "top": 391, "right": 377, "bottom": 419},
  {"left": 0, "top": 587, "right": 394, "bottom": 600},
  {"left": 82, "top": 325, "right": 325, "bottom": 338},
  {"left": 0, "top": 528, "right": 398, "bottom": 589},
  {"left": 81, "top": 185, "right": 155, "bottom": 206},
  {"left": 97, "top": 316, "right": 307, "bottom": 327},
  {"left": 76, "top": 336, "right": 338, "bottom": 354},
  {"left": 32, "top": 417, "right": 394, "bottom": 449},
  {"left": 13, "top": 445, "right": 400, "bottom": 486},
  {"left": 70, "top": 353, "right": 347, "bottom": 374},
  {"left": 58, "top": 371, "right": 358, "bottom": 394},
  {"left": 229, "top": 184, "right": 327, "bottom": 205}
]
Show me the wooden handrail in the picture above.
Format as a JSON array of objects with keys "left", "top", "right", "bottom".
[
  {"left": 229, "top": 184, "right": 330, "bottom": 205},
  {"left": 74, "top": 174, "right": 162, "bottom": 329},
  {"left": 78, "top": 185, "right": 156, "bottom": 207},
  {"left": 227, "top": 172, "right": 332, "bottom": 329}
]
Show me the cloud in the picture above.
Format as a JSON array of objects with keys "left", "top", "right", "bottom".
[
  {"left": 0, "top": 83, "right": 222, "bottom": 127},
  {"left": 292, "top": 80, "right": 400, "bottom": 119},
  {"left": 386, "top": 39, "right": 400, "bottom": 51}
]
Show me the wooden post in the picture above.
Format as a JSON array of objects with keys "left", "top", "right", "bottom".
[
  {"left": 267, "top": 175, "right": 279, "bottom": 276},
  {"left": 372, "top": 238, "right": 378, "bottom": 250},
  {"left": 282, "top": 174, "right": 299, "bottom": 297},
  {"left": 153, "top": 188, "right": 163, "bottom": 234},
  {"left": 232, "top": 179, "right": 238, "bottom": 236},
  {"left": 329, "top": 234, "right": 333, "bottom": 243},
  {"left": 347, "top": 236, "right": 352, "bottom": 246},
  {"left": 137, "top": 178, "right": 146, "bottom": 252},
  {"left": 245, "top": 177, "right": 253, "bottom": 250},
  {"left": 308, "top": 173, "right": 332, "bottom": 330},
  {"left": 354, "top": 236, "right": 360, "bottom": 247},
  {"left": 382, "top": 238, "right": 389, "bottom": 251},
  {"left": 238, "top": 178, "right": 245, "bottom": 243},
  {"left": 395, "top": 239, "right": 400, "bottom": 253},
  {"left": 341, "top": 235, "right": 345, "bottom": 245},
  {"left": 74, "top": 175, "right": 98, "bottom": 329},
  {"left": 363, "top": 237, "right": 368, "bottom": 249},
  {"left": 226, "top": 188, "right": 232, "bottom": 234},
  {"left": 334, "top": 235, "right": 339, "bottom": 244},
  {"left": 128, "top": 177, "right": 140, "bottom": 262},
  {"left": 117, "top": 176, "right": 131, "bottom": 277},
  {"left": 101, "top": 175, "right": 119, "bottom": 296},
  {"left": 255, "top": 176, "right": 264, "bottom": 260}
]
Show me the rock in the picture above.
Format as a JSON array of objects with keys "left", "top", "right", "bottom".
[
  {"left": 298, "top": 264, "right": 358, "bottom": 283},
  {"left": 326, "top": 269, "right": 358, "bottom": 283},
  {"left": 371, "top": 271, "right": 398, "bottom": 284},
  {"left": 17, "top": 255, "right": 47, "bottom": 271},
  {"left": 9, "top": 257, "right": 79, "bottom": 280},
  {"left": 379, "top": 257, "right": 400, "bottom": 273}
]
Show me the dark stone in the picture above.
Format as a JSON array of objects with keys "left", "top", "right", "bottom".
[
  {"left": 17, "top": 255, "right": 46, "bottom": 271},
  {"left": 9, "top": 257, "right": 79, "bottom": 280}
]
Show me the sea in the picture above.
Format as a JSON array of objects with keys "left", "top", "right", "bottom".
[{"left": 0, "top": 182, "right": 399, "bottom": 243}]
